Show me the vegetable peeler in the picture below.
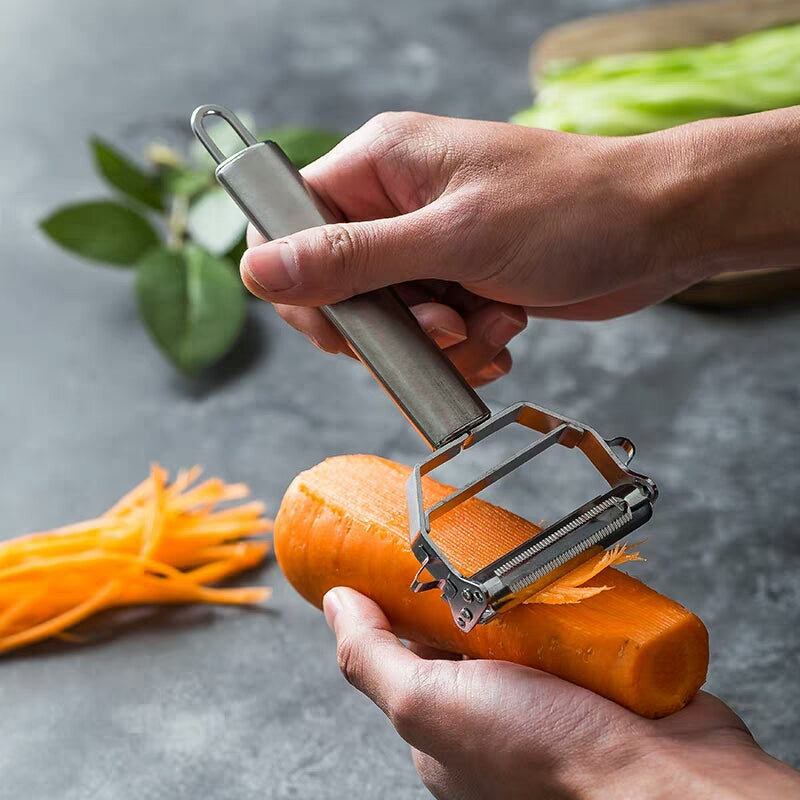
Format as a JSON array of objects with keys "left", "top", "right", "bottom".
[{"left": 191, "top": 105, "right": 658, "bottom": 633}]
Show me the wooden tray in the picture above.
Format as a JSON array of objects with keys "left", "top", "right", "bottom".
[{"left": 530, "top": 0, "right": 800, "bottom": 308}]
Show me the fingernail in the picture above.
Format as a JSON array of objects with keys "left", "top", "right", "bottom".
[
  {"left": 323, "top": 588, "right": 343, "bottom": 630},
  {"left": 242, "top": 243, "right": 298, "bottom": 293},
  {"left": 427, "top": 326, "right": 468, "bottom": 348},
  {"left": 480, "top": 358, "right": 510, "bottom": 380},
  {"left": 486, "top": 311, "right": 526, "bottom": 348}
]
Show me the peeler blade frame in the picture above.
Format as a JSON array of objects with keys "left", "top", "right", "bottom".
[{"left": 406, "top": 402, "right": 658, "bottom": 632}]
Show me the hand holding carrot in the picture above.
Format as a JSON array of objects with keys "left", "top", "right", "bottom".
[{"left": 324, "top": 587, "right": 800, "bottom": 800}]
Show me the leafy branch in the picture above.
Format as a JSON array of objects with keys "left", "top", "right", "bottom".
[{"left": 39, "top": 115, "right": 343, "bottom": 375}]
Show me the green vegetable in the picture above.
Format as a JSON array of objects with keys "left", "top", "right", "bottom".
[
  {"left": 90, "top": 137, "right": 165, "bottom": 211},
  {"left": 136, "top": 245, "right": 246, "bottom": 374},
  {"left": 40, "top": 118, "right": 343, "bottom": 375},
  {"left": 261, "top": 126, "right": 344, "bottom": 168},
  {"left": 161, "top": 167, "right": 213, "bottom": 200},
  {"left": 512, "top": 23, "right": 800, "bottom": 136},
  {"left": 186, "top": 188, "right": 248, "bottom": 256},
  {"left": 40, "top": 201, "right": 159, "bottom": 266}
]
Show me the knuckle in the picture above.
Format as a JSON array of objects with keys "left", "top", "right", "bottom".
[
  {"left": 316, "top": 224, "right": 366, "bottom": 291},
  {"left": 368, "top": 110, "right": 425, "bottom": 140},
  {"left": 450, "top": 190, "right": 485, "bottom": 237},
  {"left": 387, "top": 663, "right": 431, "bottom": 742},
  {"left": 365, "top": 111, "right": 431, "bottom": 165},
  {"left": 335, "top": 633, "right": 363, "bottom": 688},
  {"left": 364, "top": 112, "right": 452, "bottom": 210},
  {"left": 428, "top": 191, "right": 488, "bottom": 279},
  {"left": 388, "top": 690, "right": 422, "bottom": 743}
]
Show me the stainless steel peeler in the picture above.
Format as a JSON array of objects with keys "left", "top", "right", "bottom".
[{"left": 191, "top": 105, "right": 658, "bottom": 632}]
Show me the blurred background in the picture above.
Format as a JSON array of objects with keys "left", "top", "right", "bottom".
[{"left": 2, "top": 0, "right": 799, "bottom": 797}]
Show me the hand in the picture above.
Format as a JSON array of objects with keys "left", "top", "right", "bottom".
[
  {"left": 243, "top": 111, "right": 666, "bottom": 385},
  {"left": 323, "top": 587, "right": 800, "bottom": 800},
  {"left": 242, "top": 109, "right": 800, "bottom": 384}
]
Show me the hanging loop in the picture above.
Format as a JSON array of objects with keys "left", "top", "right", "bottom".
[{"left": 190, "top": 104, "right": 258, "bottom": 165}]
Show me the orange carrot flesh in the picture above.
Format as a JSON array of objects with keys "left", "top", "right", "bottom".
[
  {"left": 0, "top": 464, "right": 272, "bottom": 654},
  {"left": 274, "top": 454, "right": 709, "bottom": 718}
]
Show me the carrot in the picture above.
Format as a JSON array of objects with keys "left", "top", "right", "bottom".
[
  {"left": 0, "top": 464, "right": 272, "bottom": 654},
  {"left": 274, "top": 454, "right": 709, "bottom": 718}
]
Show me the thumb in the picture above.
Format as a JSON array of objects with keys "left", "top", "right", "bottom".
[{"left": 240, "top": 208, "right": 462, "bottom": 306}]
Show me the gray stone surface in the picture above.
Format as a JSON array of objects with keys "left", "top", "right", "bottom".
[{"left": 1, "top": 0, "right": 799, "bottom": 797}]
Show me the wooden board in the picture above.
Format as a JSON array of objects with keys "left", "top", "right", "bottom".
[
  {"left": 532, "top": 0, "right": 800, "bottom": 85},
  {"left": 530, "top": 0, "right": 800, "bottom": 307}
]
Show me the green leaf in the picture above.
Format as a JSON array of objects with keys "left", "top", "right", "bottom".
[
  {"left": 136, "top": 244, "right": 246, "bottom": 374},
  {"left": 40, "top": 201, "right": 160, "bottom": 266},
  {"left": 260, "top": 126, "right": 344, "bottom": 168},
  {"left": 91, "top": 137, "right": 164, "bottom": 211},
  {"left": 186, "top": 187, "right": 247, "bottom": 256},
  {"left": 161, "top": 166, "right": 213, "bottom": 199}
]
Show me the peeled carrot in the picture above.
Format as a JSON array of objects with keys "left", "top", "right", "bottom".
[
  {"left": 0, "top": 464, "right": 272, "bottom": 654},
  {"left": 274, "top": 454, "right": 709, "bottom": 718}
]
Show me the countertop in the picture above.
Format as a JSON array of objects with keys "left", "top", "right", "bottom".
[{"left": 2, "top": 0, "right": 798, "bottom": 797}]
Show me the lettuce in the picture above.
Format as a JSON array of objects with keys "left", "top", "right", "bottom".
[{"left": 512, "top": 24, "right": 800, "bottom": 135}]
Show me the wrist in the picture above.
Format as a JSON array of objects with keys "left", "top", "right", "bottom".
[
  {"left": 636, "top": 107, "right": 800, "bottom": 282},
  {"left": 592, "top": 732, "right": 800, "bottom": 800}
]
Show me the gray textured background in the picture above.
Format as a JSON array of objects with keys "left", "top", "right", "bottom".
[{"left": 2, "top": 0, "right": 799, "bottom": 797}]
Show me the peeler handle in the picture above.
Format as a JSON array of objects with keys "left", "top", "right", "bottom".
[{"left": 193, "top": 106, "right": 489, "bottom": 450}]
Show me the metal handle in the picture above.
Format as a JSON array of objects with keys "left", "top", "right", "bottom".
[{"left": 191, "top": 105, "right": 490, "bottom": 449}]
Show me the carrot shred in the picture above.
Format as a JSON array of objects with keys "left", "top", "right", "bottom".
[
  {"left": 525, "top": 543, "right": 645, "bottom": 605},
  {"left": 0, "top": 464, "right": 272, "bottom": 654}
]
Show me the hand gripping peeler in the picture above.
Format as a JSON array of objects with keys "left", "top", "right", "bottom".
[{"left": 191, "top": 105, "right": 658, "bottom": 633}]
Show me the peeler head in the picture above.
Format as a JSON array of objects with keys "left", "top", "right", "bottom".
[{"left": 406, "top": 402, "right": 658, "bottom": 632}]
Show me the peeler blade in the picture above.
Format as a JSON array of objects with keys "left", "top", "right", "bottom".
[{"left": 406, "top": 402, "right": 657, "bottom": 632}]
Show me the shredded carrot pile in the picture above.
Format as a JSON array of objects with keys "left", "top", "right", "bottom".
[
  {"left": 0, "top": 464, "right": 272, "bottom": 654},
  {"left": 525, "top": 543, "right": 645, "bottom": 605}
]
